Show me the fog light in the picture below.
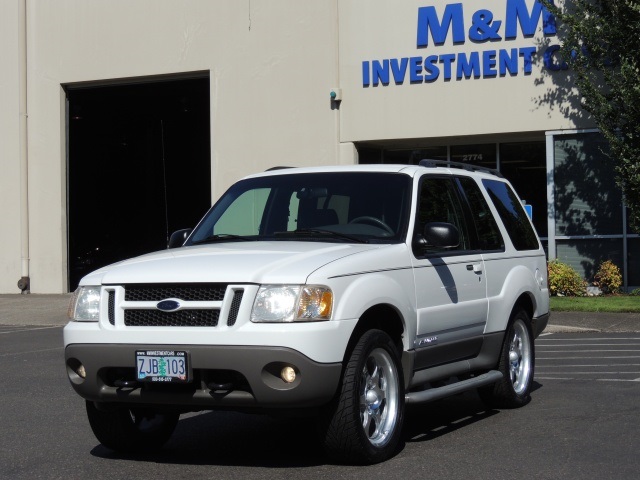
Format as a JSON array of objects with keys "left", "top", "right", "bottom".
[
  {"left": 76, "top": 364, "right": 86, "bottom": 379},
  {"left": 280, "top": 366, "right": 296, "bottom": 383}
]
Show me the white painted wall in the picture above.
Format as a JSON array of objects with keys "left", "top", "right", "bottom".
[{"left": 0, "top": 1, "right": 24, "bottom": 293}]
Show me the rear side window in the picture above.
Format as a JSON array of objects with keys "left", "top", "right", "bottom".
[
  {"left": 458, "top": 177, "right": 504, "bottom": 251},
  {"left": 482, "top": 179, "right": 539, "bottom": 251}
]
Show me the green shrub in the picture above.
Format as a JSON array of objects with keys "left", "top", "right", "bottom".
[
  {"left": 593, "top": 260, "right": 623, "bottom": 294},
  {"left": 547, "top": 260, "right": 587, "bottom": 297},
  {"left": 629, "top": 288, "right": 640, "bottom": 297}
]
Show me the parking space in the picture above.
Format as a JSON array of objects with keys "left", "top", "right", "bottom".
[
  {"left": 536, "top": 332, "right": 640, "bottom": 382},
  {"left": 0, "top": 325, "right": 64, "bottom": 358}
]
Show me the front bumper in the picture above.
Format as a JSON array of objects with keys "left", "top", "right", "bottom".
[{"left": 65, "top": 344, "right": 342, "bottom": 410}]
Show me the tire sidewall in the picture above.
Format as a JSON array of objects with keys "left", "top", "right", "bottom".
[
  {"left": 500, "top": 310, "right": 535, "bottom": 406},
  {"left": 340, "top": 329, "right": 405, "bottom": 463}
]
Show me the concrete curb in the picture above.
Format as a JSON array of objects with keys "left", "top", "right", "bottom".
[{"left": 543, "top": 324, "right": 600, "bottom": 334}]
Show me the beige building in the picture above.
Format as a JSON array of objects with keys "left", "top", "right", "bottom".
[{"left": 1, "top": 0, "right": 637, "bottom": 293}]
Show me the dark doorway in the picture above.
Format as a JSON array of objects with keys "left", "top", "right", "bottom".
[{"left": 67, "top": 76, "right": 211, "bottom": 291}]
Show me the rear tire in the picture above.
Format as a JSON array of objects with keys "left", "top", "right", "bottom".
[
  {"left": 320, "top": 330, "right": 405, "bottom": 464},
  {"left": 479, "top": 309, "right": 534, "bottom": 408},
  {"left": 86, "top": 401, "right": 179, "bottom": 452}
]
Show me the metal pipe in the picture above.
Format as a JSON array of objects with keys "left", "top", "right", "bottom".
[{"left": 18, "top": 0, "right": 30, "bottom": 292}]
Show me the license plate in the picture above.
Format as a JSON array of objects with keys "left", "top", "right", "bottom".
[{"left": 136, "top": 350, "right": 190, "bottom": 383}]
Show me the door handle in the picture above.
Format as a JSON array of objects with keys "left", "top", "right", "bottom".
[{"left": 467, "top": 264, "right": 483, "bottom": 273}]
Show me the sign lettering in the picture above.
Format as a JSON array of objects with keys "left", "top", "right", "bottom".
[{"left": 363, "top": 0, "right": 561, "bottom": 86}]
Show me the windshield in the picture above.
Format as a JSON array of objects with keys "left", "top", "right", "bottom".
[{"left": 187, "top": 172, "right": 412, "bottom": 245}]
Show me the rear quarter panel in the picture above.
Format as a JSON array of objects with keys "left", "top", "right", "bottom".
[{"left": 483, "top": 251, "right": 549, "bottom": 333}]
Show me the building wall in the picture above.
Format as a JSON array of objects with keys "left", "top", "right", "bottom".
[
  {"left": 0, "top": 0, "right": 341, "bottom": 293},
  {"left": 338, "top": 0, "right": 593, "bottom": 142},
  {"left": 0, "top": 1, "right": 24, "bottom": 294}
]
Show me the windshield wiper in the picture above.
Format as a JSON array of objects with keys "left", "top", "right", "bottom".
[
  {"left": 191, "top": 234, "right": 255, "bottom": 245},
  {"left": 275, "top": 229, "right": 368, "bottom": 244}
]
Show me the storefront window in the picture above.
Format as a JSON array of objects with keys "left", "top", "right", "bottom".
[
  {"left": 450, "top": 144, "right": 497, "bottom": 169},
  {"left": 554, "top": 133, "right": 622, "bottom": 236},
  {"left": 358, "top": 146, "right": 447, "bottom": 165},
  {"left": 626, "top": 207, "right": 639, "bottom": 235},
  {"left": 628, "top": 238, "right": 640, "bottom": 287},
  {"left": 499, "top": 142, "right": 547, "bottom": 238},
  {"left": 556, "top": 238, "right": 623, "bottom": 284}
]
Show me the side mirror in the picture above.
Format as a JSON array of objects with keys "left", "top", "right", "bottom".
[
  {"left": 422, "top": 222, "right": 459, "bottom": 248},
  {"left": 168, "top": 228, "right": 193, "bottom": 249}
]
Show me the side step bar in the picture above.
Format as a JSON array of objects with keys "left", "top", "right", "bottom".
[{"left": 405, "top": 370, "right": 503, "bottom": 405}]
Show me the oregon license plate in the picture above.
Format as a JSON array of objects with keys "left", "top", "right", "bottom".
[{"left": 135, "top": 350, "right": 190, "bottom": 383}]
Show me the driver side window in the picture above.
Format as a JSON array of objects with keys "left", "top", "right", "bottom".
[{"left": 414, "top": 177, "right": 469, "bottom": 254}]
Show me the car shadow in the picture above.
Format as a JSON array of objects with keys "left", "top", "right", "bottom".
[
  {"left": 403, "top": 381, "right": 543, "bottom": 444},
  {"left": 402, "top": 390, "right": 499, "bottom": 444},
  {"left": 90, "top": 382, "right": 544, "bottom": 467},
  {"left": 90, "top": 410, "right": 327, "bottom": 467}
]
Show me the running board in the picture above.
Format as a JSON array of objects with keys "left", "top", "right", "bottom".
[{"left": 405, "top": 370, "right": 503, "bottom": 405}]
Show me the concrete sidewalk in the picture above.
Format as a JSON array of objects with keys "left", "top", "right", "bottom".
[{"left": 1, "top": 294, "right": 639, "bottom": 333}]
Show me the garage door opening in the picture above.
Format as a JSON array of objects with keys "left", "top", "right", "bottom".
[{"left": 66, "top": 76, "right": 211, "bottom": 291}]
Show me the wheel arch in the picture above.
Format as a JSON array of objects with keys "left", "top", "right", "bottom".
[
  {"left": 512, "top": 292, "right": 535, "bottom": 321},
  {"left": 342, "top": 303, "right": 405, "bottom": 365}
]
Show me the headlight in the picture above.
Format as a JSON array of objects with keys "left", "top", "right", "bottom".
[
  {"left": 68, "top": 286, "right": 101, "bottom": 321},
  {"left": 251, "top": 285, "right": 333, "bottom": 323}
]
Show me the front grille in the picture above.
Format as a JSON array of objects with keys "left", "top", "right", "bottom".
[
  {"left": 108, "top": 291, "right": 115, "bottom": 325},
  {"left": 124, "top": 284, "right": 227, "bottom": 302},
  {"left": 227, "top": 290, "right": 244, "bottom": 326},
  {"left": 124, "top": 309, "right": 220, "bottom": 327}
]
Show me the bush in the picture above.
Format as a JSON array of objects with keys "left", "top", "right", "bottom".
[
  {"left": 630, "top": 288, "right": 640, "bottom": 297},
  {"left": 593, "top": 260, "right": 623, "bottom": 294},
  {"left": 548, "top": 260, "right": 587, "bottom": 297}
]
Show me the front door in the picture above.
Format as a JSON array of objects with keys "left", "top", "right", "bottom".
[{"left": 411, "top": 175, "right": 488, "bottom": 369}]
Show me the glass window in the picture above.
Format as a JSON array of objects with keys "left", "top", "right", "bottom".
[
  {"left": 628, "top": 238, "right": 640, "bottom": 287},
  {"left": 450, "top": 144, "right": 497, "bottom": 169},
  {"left": 383, "top": 147, "right": 448, "bottom": 165},
  {"left": 626, "top": 207, "right": 639, "bottom": 235},
  {"left": 556, "top": 238, "right": 623, "bottom": 284},
  {"left": 357, "top": 145, "right": 447, "bottom": 165},
  {"left": 458, "top": 177, "right": 504, "bottom": 251},
  {"left": 189, "top": 172, "right": 412, "bottom": 245},
  {"left": 413, "top": 177, "right": 470, "bottom": 255},
  {"left": 554, "top": 133, "right": 622, "bottom": 236},
  {"left": 499, "top": 142, "right": 547, "bottom": 237},
  {"left": 214, "top": 189, "right": 270, "bottom": 235},
  {"left": 483, "top": 179, "right": 539, "bottom": 250}
]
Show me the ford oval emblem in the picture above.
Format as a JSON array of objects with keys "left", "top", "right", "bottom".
[{"left": 157, "top": 299, "right": 181, "bottom": 312}]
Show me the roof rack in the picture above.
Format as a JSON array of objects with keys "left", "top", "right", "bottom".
[
  {"left": 265, "top": 166, "right": 294, "bottom": 171},
  {"left": 418, "top": 159, "right": 503, "bottom": 178}
]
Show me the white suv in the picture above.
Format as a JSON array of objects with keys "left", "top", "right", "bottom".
[{"left": 64, "top": 161, "right": 549, "bottom": 464}]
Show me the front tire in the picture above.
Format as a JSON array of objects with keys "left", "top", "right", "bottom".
[
  {"left": 479, "top": 309, "right": 534, "bottom": 408},
  {"left": 86, "top": 401, "right": 179, "bottom": 452},
  {"left": 320, "top": 330, "right": 405, "bottom": 464}
]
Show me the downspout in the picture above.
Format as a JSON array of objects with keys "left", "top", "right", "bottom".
[
  {"left": 331, "top": 0, "right": 343, "bottom": 163},
  {"left": 18, "top": 0, "right": 30, "bottom": 293}
]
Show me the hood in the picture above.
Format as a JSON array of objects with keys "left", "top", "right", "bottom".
[{"left": 81, "top": 241, "right": 388, "bottom": 286}]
